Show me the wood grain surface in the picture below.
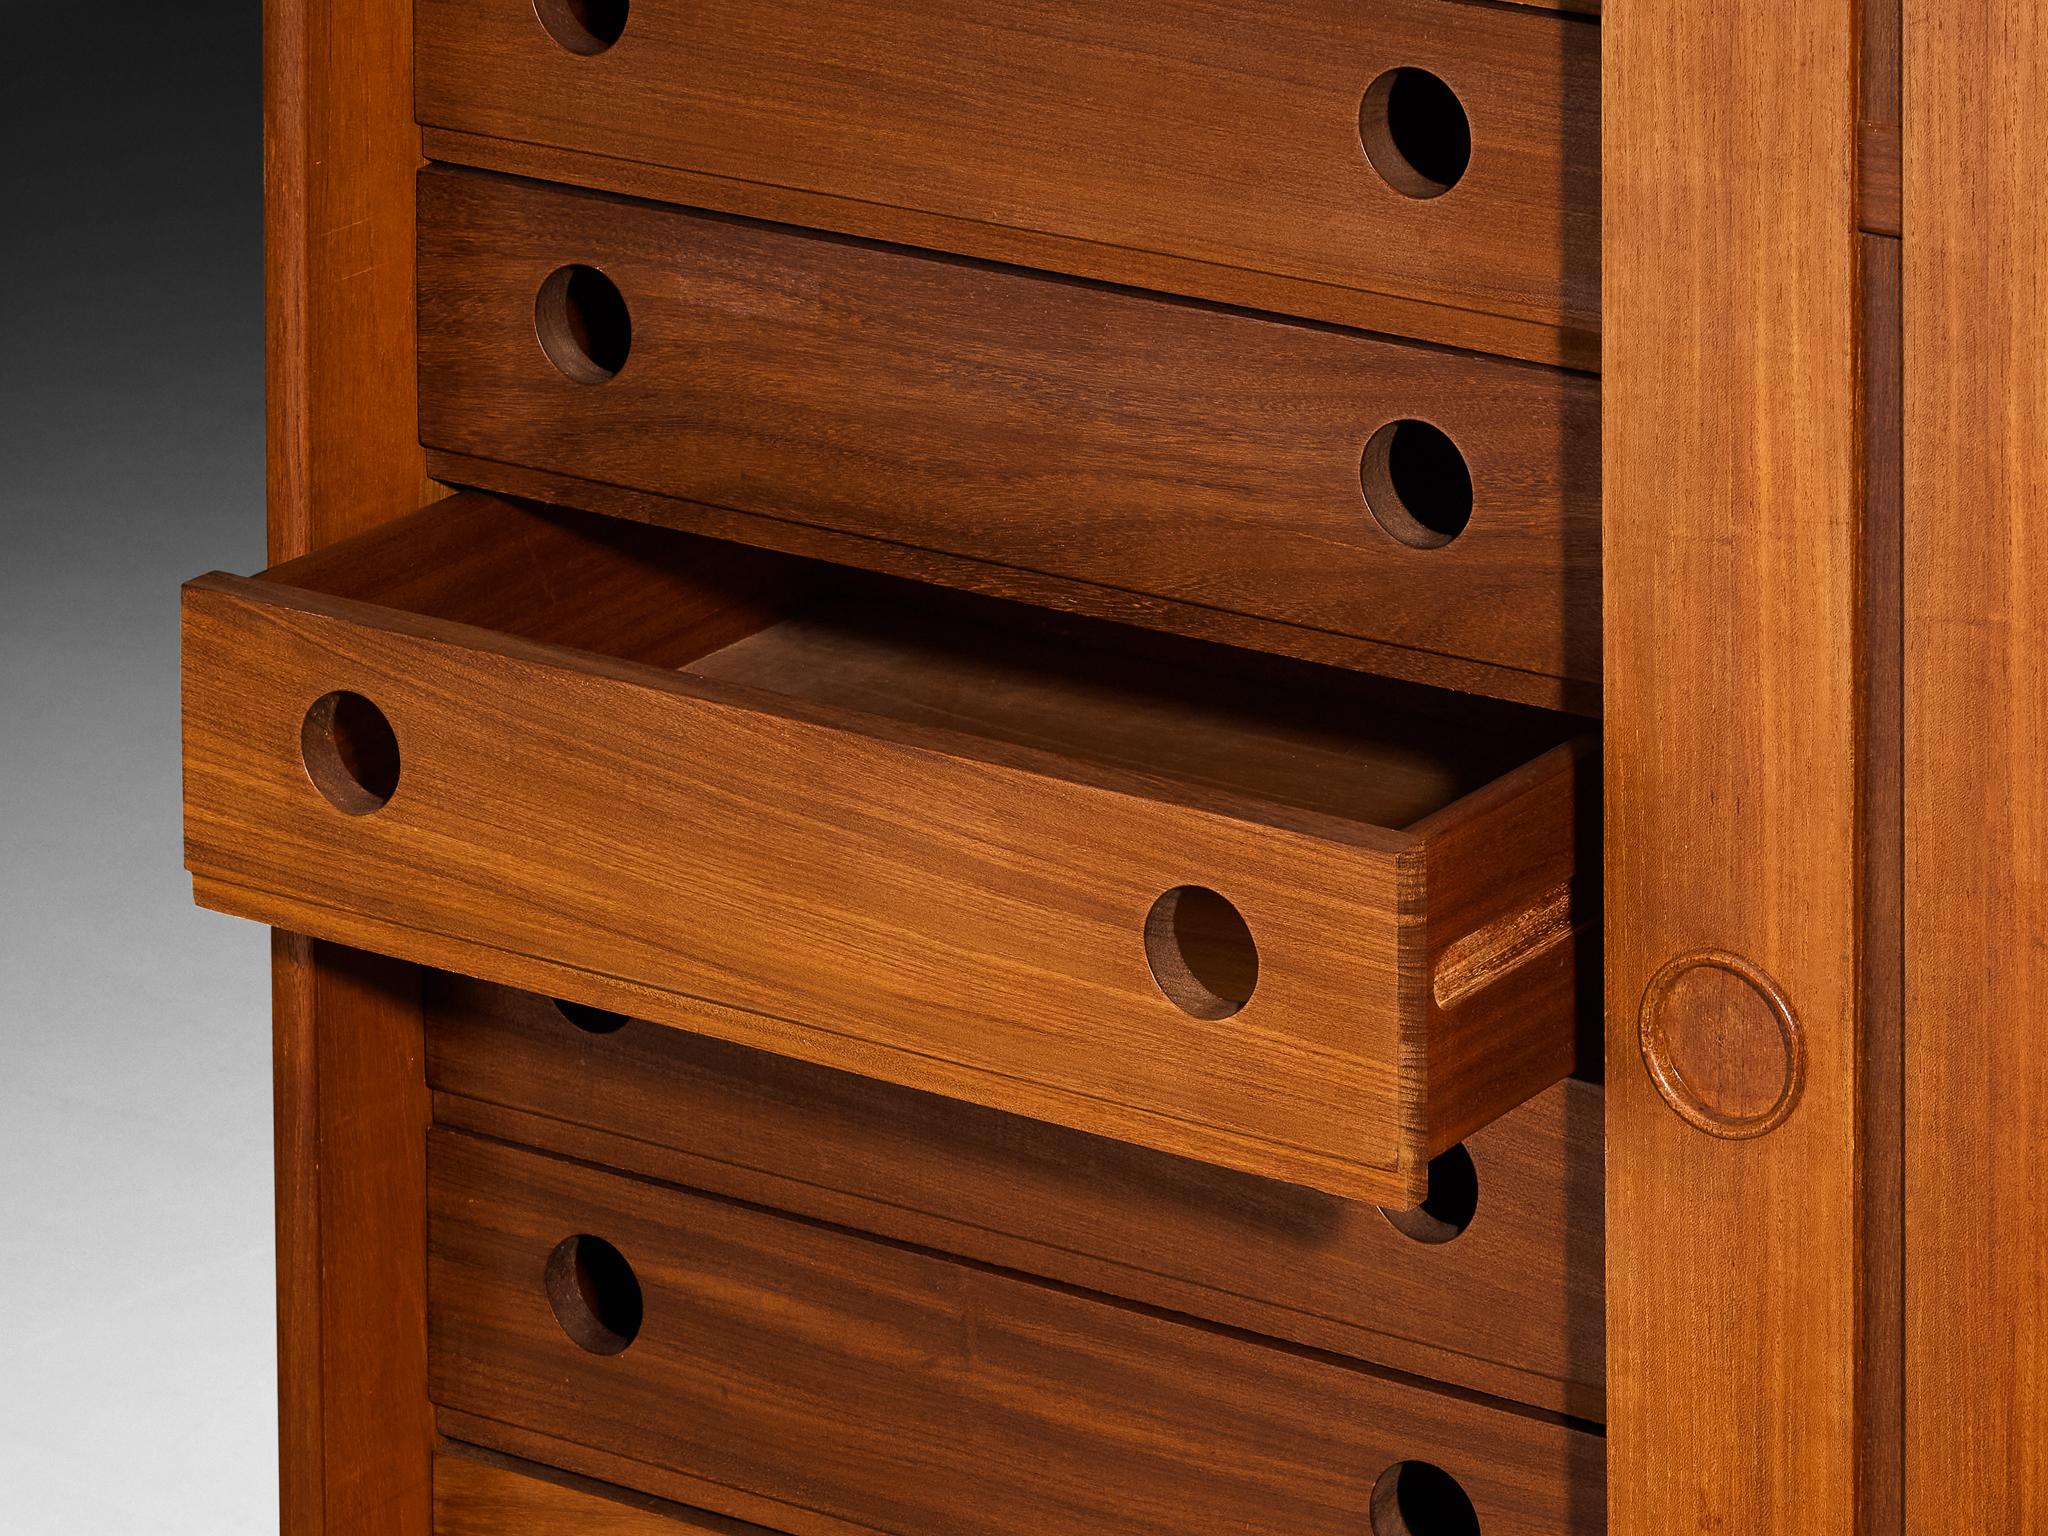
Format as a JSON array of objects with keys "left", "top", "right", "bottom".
[
  {"left": 417, "top": 169, "right": 1602, "bottom": 692},
  {"left": 427, "top": 975, "right": 1605, "bottom": 1419},
  {"left": 421, "top": 452, "right": 1600, "bottom": 715},
  {"left": 415, "top": 0, "right": 1599, "bottom": 363},
  {"left": 264, "top": 0, "right": 437, "bottom": 1529},
  {"left": 427, "top": 1130, "right": 1606, "bottom": 1536},
  {"left": 267, "top": 0, "right": 434, "bottom": 562},
  {"left": 435, "top": 1451, "right": 782, "bottom": 1536},
  {"left": 1605, "top": 0, "right": 1869, "bottom": 1529},
  {"left": 182, "top": 495, "right": 1589, "bottom": 1202},
  {"left": 272, "top": 939, "right": 433, "bottom": 1536},
  {"left": 1904, "top": 0, "right": 2048, "bottom": 1523}
]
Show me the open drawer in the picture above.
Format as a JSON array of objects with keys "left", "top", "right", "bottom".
[{"left": 182, "top": 493, "right": 1593, "bottom": 1203}]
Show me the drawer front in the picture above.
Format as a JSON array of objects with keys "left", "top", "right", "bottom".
[
  {"left": 419, "top": 169, "right": 1601, "bottom": 691},
  {"left": 436, "top": 1451, "right": 783, "bottom": 1535},
  {"left": 428, "top": 1131, "right": 1606, "bottom": 1536},
  {"left": 183, "top": 495, "right": 1590, "bottom": 1204},
  {"left": 415, "top": 0, "right": 1599, "bottom": 357},
  {"left": 428, "top": 975, "right": 1605, "bottom": 1418}
]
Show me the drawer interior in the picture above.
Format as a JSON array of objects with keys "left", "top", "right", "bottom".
[
  {"left": 685, "top": 597, "right": 1568, "bottom": 830},
  {"left": 276, "top": 493, "right": 1576, "bottom": 826}
]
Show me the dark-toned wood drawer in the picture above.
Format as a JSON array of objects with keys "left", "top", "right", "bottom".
[
  {"left": 428, "top": 1130, "right": 1605, "bottom": 1535},
  {"left": 414, "top": 0, "right": 1599, "bottom": 366},
  {"left": 437, "top": 1450, "right": 787, "bottom": 1535},
  {"left": 419, "top": 169, "right": 1602, "bottom": 707},
  {"left": 182, "top": 491, "right": 1592, "bottom": 1204},
  {"left": 428, "top": 974, "right": 1605, "bottom": 1419}
]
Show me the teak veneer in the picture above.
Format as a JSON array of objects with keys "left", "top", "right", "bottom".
[
  {"left": 184, "top": 492, "right": 1592, "bottom": 1205},
  {"left": 416, "top": 0, "right": 1599, "bottom": 367},
  {"left": 418, "top": 167, "right": 1602, "bottom": 702},
  {"left": 427, "top": 1130, "right": 1604, "bottom": 1536},
  {"left": 427, "top": 975, "right": 1606, "bottom": 1419},
  {"left": 231, "top": 0, "right": 2048, "bottom": 1526}
]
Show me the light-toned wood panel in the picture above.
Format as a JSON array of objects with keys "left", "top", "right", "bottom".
[
  {"left": 1904, "top": 1, "right": 2048, "bottom": 1523},
  {"left": 1604, "top": 0, "right": 1866, "bottom": 1530},
  {"left": 182, "top": 533, "right": 1591, "bottom": 1200}
]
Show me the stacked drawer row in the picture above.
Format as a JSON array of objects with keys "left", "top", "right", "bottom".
[
  {"left": 415, "top": 168, "right": 1602, "bottom": 707},
  {"left": 194, "top": 0, "right": 1605, "bottom": 1527},
  {"left": 426, "top": 977, "right": 1606, "bottom": 1535}
]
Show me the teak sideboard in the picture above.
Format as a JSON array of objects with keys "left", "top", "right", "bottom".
[{"left": 183, "top": 0, "right": 2045, "bottom": 1529}]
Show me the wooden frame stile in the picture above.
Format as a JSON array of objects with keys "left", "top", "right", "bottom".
[
  {"left": 265, "top": 0, "right": 437, "bottom": 1530},
  {"left": 1904, "top": 0, "right": 2048, "bottom": 1524},
  {"left": 1606, "top": 0, "right": 1906, "bottom": 1531}
]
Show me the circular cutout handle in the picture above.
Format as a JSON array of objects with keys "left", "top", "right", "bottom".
[
  {"left": 1377, "top": 1144, "right": 1478, "bottom": 1245},
  {"left": 534, "top": 0, "right": 630, "bottom": 55},
  {"left": 554, "top": 997, "right": 632, "bottom": 1035},
  {"left": 1370, "top": 1460, "right": 1482, "bottom": 1536},
  {"left": 536, "top": 263, "right": 633, "bottom": 384},
  {"left": 545, "top": 1234, "right": 644, "bottom": 1355},
  {"left": 300, "top": 691, "right": 400, "bottom": 815},
  {"left": 1143, "top": 886, "right": 1258, "bottom": 1019},
  {"left": 1361, "top": 420, "right": 1474, "bottom": 548},
  {"left": 1360, "top": 69, "right": 1472, "bottom": 199}
]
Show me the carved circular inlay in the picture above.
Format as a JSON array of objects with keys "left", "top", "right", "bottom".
[{"left": 1638, "top": 950, "right": 1805, "bottom": 1139}]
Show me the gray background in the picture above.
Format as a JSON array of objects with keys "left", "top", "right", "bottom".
[{"left": 3, "top": 4, "right": 278, "bottom": 1528}]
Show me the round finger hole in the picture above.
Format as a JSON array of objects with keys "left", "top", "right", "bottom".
[
  {"left": 1370, "top": 1460, "right": 1482, "bottom": 1536},
  {"left": 1361, "top": 419, "right": 1473, "bottom": 548},
  {"left": 534, "top": 0, "right": 630, "bottom": 55},
  {"left": 554, "top": 997, "right": 631, "bottom": 1035},
  {"left": 1377, "top": 1144, "right": 1478, "bottom": 1245},
  {"left": 300, "top": 691, "right": 400, "bottom": 815},
  {"left": 1144, "top": 886, "right": 1258, "bottom": 1020},
  {"left": 545, "top": 1234, "right": 643, "bottom": 1355},
  {"left": 1360, "top": 68, "right": 1472, "bottom": 199},
  {"left": 536, "top": 264, "right": 633, "bottom": 384}
]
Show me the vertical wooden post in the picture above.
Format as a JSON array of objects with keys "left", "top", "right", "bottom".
[
  {"left": 1604, "top": 0, "right": 1878, "bottom": 1527},
  {"left": 1904, "top": 1, "right": 2048, "bottom": 1523},
  {"left": 264, "top": 0, "right": 434, "bottom": 1530}
]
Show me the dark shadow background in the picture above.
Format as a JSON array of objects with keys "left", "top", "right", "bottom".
[{"left": 1, "top": 4, "right": 276, "bottom": 1526}]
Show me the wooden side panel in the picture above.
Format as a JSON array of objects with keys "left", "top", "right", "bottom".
[
  {"left": 271, "top": 935, "right": 432, "bottom": 1535},
  {"left": 427, "top": 1131, "right": 1605, "bottom": 1536},
  {"left": 266, "top": 0, "right": 430, "bottom": 562},
  {"left": 1604, "top": 1, "right": 1866, "bottom": 1531},
  {"left": 416, "top": 167, "right": 1602, "bottom": 692},
  {"left": 1904, "top": 2, "right": 2048, "bottom": 1523},
  {"left": 426, "top": 976, "right": 1607, "bottom": 1419},
  {"left": 265, "top": 0, "right": 434, "bottom": 1530},
  {"left": 415, "top": 0, "right": 1599, "bottom": 362}
]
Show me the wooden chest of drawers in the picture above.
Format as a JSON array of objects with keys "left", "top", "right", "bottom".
[{"left": 202, "top": 0, "right": 2037, "bottom": 1527}]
